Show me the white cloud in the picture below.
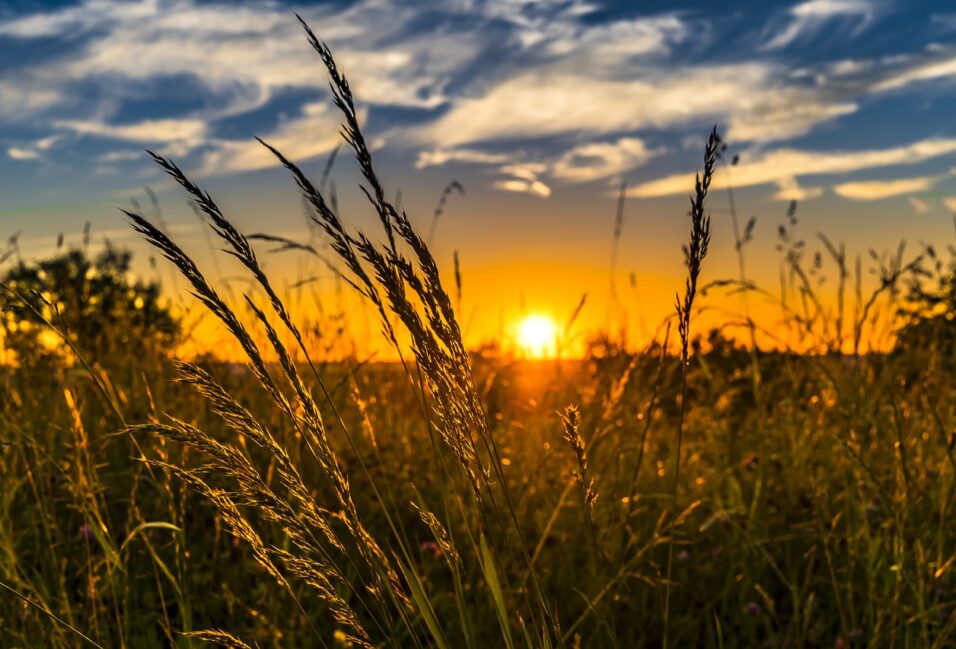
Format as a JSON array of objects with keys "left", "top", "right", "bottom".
[
  {"left": 98, "top": 150, "right": 145, "bottom": 163},
  {"left": 478, "top": 1, "right": 687, "bottom": 62},
  {"left": 198, "top": 102, "right": 345, "bottom": 175},
  {"left": 870, "top": 52, "right": 956, "bottom": 93},
  {"left": 631, "top": 137, "right": 956, "bottom": 199},
  {"left": 493, "top": 178, "right": 552, "bottom": 198},
  {"left": 908, "top": 197, "right": 930, "bottom": 214},
  {"left": 493, "top": 163, "right": 552, "bottom": 197},
  {"left": 0, "top": 0, "right": 158, "bottom": 37},
  {"left": 536, "top": 15, "right": 688, "bottom": 62},
  {"left": 5, "top": 0, "right": 472, "bottom": 119},
  {"left": 415, "top": 148, "right": 511, "bottom": 169},
  {"left": 726, "top": 98, "right": 856, "bottom": 143},
  {"left": 0, "top": 81, "right": 62, "bottom": 119},
  {"left": 551, "top": 137, "right": 658, "bottom": 183},
  {"left": 943, "top": 196, "right": 956, "bottom": 212},
  {"left": 4, "top": 134, "right": 63, "bottom": 162},
  {"left": 54, "top": 118, "right": 207, "bottom": 143},
  {"left": 833, "top": 176, "right": 936, "bottom": 200},
  {"left": 772, "top": 177, "right": 823, "bottom": 201},
  {"left": 417, "top": 137, "right": 659, "bottom": 186},
  {"left": 762, "top": 0, "right": 877, "bottom": 51},
  {"left": 7, "top": 147, "right": 41, "bottom": 161},
  {"left": 420, "top": 63, "right": 850, "bottom": 147}
]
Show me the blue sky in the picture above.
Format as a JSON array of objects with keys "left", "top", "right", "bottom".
[
  {"left": 2, "top": 0, "right": 956, "bottom": 345},
  {"left": 4, "top": 0, "right": 956, "bottom": 203}
]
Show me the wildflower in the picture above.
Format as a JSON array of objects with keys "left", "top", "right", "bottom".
[
  {"left": 741, "top": 453, "right": 759, "bottom": 471},
  {"left": 79, "top": 523, "right": 93, "bottom": 542},
  {"left": 677, "top": 550, "right": 690, "bottom": 562},
  {"left": 419, "top": 541, "right": 441, "bottom": 558},
  {"left": 743, "top": 601, "right": 762, "bottom": 616}
]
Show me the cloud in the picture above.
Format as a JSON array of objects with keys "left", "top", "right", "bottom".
[
  {"left": 4, "top": 134, "right": 63, "bottom": 162},
  {"left": 7, "top": 147, "right": 41, "bottom": 161},
  {"left": 870, "top": 51, "right": 956, "bottom": 93},
  {"left": 493, "top": 178, "right": 552, "bottom": 198},
  {"left": 480, "top": 1, "right": 688, "bottom": 62},
  {"left": 535, "top": 15, "right": 688, "bottom": 62},
  {"left": 420, "top": 63, "right": 851, "bottom": 147},
  {"left": 943, "top": 196, "right": 956, "bottom": 213},
  {"left": 198, "top": 102, "right": 344, "bottom": 175},
  {"left": 0, "top": 81, "right": 62, "bottom": 119},
  {"left": 493, "top": 163, "right": 552, "bottom": 198},
  {"left": 833, "top": 176, "right": 937, "bottom": 200},
  {"left": 907, "top": 197, "right": 930, "bottom": 214},
  {"left": 416, "top": 148, "right": 511, "bottom": 169},
  {"left": 0, "top": 0, "right": 158, "bottom": 37},
  {"left": 98, "top": 150, "right": 145, "bottom": 163},
  {"left": 762, "top": 0, "right": 877, "bottom": 51},
  {"left": 54, "top": 118, "right": 207, "bottom": 143},
  {"left": 631, "top": 137, "right": 956, "bottom": 199},
  {"left": 3, "top": 0, "right": 474, "bottom": 118},
  {"left": 551, "top": 137, "right": 658, "bottom": 183},
  {"left": 771, "top": 178, "right": 824, "bottom": 201}
]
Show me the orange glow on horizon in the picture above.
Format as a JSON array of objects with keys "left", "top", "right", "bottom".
[{"left": 515, "top": 313, "right": 558, "bottom": 358}]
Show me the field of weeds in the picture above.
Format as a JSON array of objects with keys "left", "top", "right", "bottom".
[{"left": 1, "top": 15, "right": 954, "bottom": 649}]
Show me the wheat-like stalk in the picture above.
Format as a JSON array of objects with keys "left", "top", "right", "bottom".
[{"left": 664, "top": 126, "right": 719, "bottom": 649}]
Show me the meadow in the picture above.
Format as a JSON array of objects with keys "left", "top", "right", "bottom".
[{"left": 1, "top": 16, "right": 955, "bottom": 649}]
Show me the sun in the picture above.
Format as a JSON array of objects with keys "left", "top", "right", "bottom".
[{"left": 515, "top": 313, "right": 558, "bottom": 358}]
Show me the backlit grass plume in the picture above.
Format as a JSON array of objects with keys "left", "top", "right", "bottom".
[{"left": 664, "top": 125, "right": 719, "bottom": 649}]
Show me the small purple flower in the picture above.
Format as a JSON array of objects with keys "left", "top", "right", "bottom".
[
  {"left": 420, "top": 541, "right": 441, "bottom": 558},
  {"left": 79, "top": 524, "right": 93, "bottom": 542},
  {"left": 743, "top": 601, "right": 762, "bottom": 616},
  {"left": 677, "top": 550, "right": 690, "bottom": 562}
]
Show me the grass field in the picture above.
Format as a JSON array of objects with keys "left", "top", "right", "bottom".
[{"left": 1, "top": 15, "right": 955, "bottom": 649}]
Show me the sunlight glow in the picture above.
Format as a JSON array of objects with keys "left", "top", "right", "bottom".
[{"left": 515, "top": 313, "right": 558, "bottom": 358}]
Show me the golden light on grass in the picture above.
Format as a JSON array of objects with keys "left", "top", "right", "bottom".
[{"left": 515, "top": 313, "right": 557, "bottom": 358}]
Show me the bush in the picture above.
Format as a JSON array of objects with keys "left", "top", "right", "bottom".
[{"left": 1, "top": 246, "right": 179, "bottom": 366}]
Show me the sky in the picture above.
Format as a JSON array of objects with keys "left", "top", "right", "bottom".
[{"left": 2, "top": 0, "right": 956, "bottom": 354}]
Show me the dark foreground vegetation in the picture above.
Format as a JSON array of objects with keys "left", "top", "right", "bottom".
[{"left": 1, "top": 16, "right": 955, "bottom": 649}]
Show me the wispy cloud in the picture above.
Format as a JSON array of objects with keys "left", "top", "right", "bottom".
[
  {"left": 7, "top": 146, "right": 41, "bottom": 161},
  {"left": 907, "top": 197, "right": 930, "bottom": 213},
  {"left": 631, "top": 137, "right": 956, "bottom": 199},
  {"left": 870, "top": 50, "right": 956, "bottom": 93},
  {"left": 416, "top": 148, "right": 512, "bottom": 169},
  {"left": 198, "top": 102, "right": 346, "bottom": 176},
  {"left": 833, "top": 175, "right": 937, "bottom": 200},
  {"left": 551, "top": 137, "right": 658, "bottom": 183},
  {"left": 761, "top": 0, "right": 878, "bottom": 51},
  {"left": 54, "top": 118, "right": 207, "bottom": 144},
  {"left": 771, "top": 177, "right": 824, "bottom": 201},
  {"left": 418, "top": 63, "right": 851, "bottom": 148},
  {"left": 494, "top": 163, "right": 552, "bottom": 198}
]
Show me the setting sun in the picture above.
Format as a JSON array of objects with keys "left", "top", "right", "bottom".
[{"left": 515, "top": 314, "right": 558, "bottom": 358}]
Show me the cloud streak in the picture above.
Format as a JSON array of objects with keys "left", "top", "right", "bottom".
[
  {"left": 631, "top": 138, "right": 956, "bottom": 199},
  {"left": 834, "top": 176, "right": 937, "bottom": 200},
  {"left": 761, "top": 0, "right": 878, "bottom": 50}
]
